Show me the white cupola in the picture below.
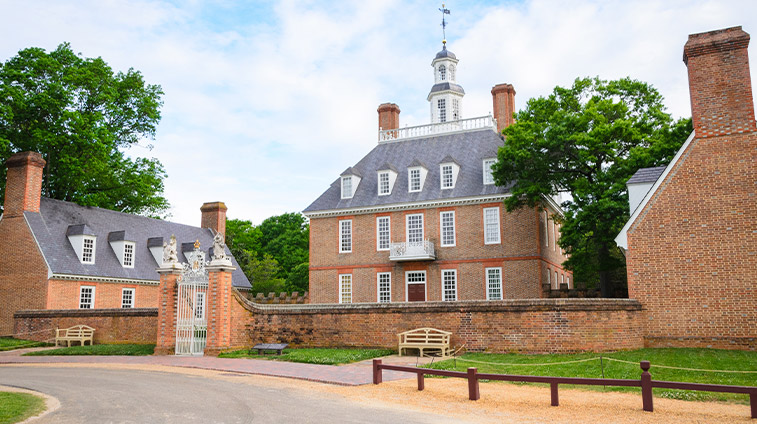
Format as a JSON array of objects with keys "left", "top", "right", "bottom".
[{"left": 427, "top": 42, "right": 465, "bottom": 123}]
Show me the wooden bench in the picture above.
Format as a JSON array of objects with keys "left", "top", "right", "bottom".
[
  {"left": 252, "top": 343, "right": 288, "bottom": 355},
  {"left": 397, "top": 328, "right": 452, "bottom": 358},
  {"left": 55, "top": 325, "right": 95, "bottom": 347}
]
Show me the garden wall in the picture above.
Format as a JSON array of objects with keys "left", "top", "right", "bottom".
[
  {"left": 232, "top": 291, "right": 643, "bottom": 353},
  {"left": 14, "top": 308, "right": 157, "bottom": 344}
]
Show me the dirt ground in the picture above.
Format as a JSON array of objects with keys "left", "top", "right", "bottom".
[{"left": 2, "top": 362, "right": 750, "bottom": 423}]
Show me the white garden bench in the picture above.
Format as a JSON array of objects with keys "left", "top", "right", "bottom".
[
  {"left": 55, "top": 325, "right": 95, "bottom": 347},
  {"left": 397, "top": 327, "right": 452, "bottom": 358}
]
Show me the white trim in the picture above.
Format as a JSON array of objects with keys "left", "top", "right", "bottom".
[
  {"left": 485, "top": 267, "right": 503, "bottom": 300},
  {"left": 303, "top": 194, "right": 511, "bottom": 218},
  {"left": 615, "top": 131, "right": 697, "bottom": 250},
  {"left": 440, "top": 211, "right": 456, "bottom": 247},
  {"left": 339, "top": 219, "right": 352, "bottom": 253},
  {"left": 440, "top": 163, "right": 454, "bottom": 189},
  {"left": 483, "top": 206, "right": 501, "bottom": 245},
  {"left": 404, "top": 270, "right": 427, "bottom": 302},
  {"left": 483, "top": 158, "right": 496, "bottom": 185},
  {"left": 121, "top": 287, "right": 135, "bottom": 308},
  {"left": 339, "top": 274, "right": 352, "bottom": 304},
  {"left": 377, "top": 272, "right": 391, "bottom": 303},
  {"left": 406, "top": 213, "right": 424, "bottom": 243},
  {"left": 23, "top": 213, "right": 53, "bottom": 279},
  {"left": 50, "top": 273, "right": 159, "bottom": 286},
  {"left": 376, "top": 216, "right": 390, "bottom": 251},
  {"left": 442, "top": 269, "right": 458, "bottom": 301},
  {"left": 79, "top": 285, "right": 95, "bottom": 309}
]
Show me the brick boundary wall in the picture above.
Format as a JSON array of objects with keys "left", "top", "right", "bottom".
[
  {"left": 231, "top": 289, "right": 643, "bottom": 353},
  {"left": 13, "top": 308, "right": 158, "bottom": 344}
]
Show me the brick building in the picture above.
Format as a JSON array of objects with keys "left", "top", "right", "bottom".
[
  {"left": 616, "top": 26, "right": 756, "bottom": 349},
  {"left": 0, "top": 151, "right": 251, "bottom": 335},
  {"left": 304, "top": 43, "right": 571, "bottom": 304}
]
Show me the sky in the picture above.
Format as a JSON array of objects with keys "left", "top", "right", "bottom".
[{"left": 2, "top": 0, "right": 756, "bottom": 226}]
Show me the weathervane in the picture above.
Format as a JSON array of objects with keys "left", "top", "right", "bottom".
[{"left": 439, "top": 3, "right": 451, "bottom": 45}]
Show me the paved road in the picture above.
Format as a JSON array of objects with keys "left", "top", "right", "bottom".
[{"left": 0, "top": 367, "right": 459, "bottom": 424}]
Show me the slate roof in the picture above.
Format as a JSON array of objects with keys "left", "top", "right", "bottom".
[
  {"left": 303, "top": 129, "right": 512, "bottom": 213},
  {"left": 435, "top": 46, "right": 457, "bottom": 60},
  {"left": 627, "top": 166, "right": 666, "bottom": 185},
  {"left": 428, "top": 82, "right": 465, "bottom": 97},
  {"left": 25, "top": 198, "right": 251, "bottom": 289}
]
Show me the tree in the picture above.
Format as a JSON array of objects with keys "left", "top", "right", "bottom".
[
  {"left": 493, "top": 77, "right": 691, "bottom": 296},
  {"left": 253, "top": 212, "right": 309, "bottom": 280},
  {"left": 0, "top": 43, "right": 168, "bottom": 216}
]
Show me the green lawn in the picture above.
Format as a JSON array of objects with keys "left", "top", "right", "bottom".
[
  {"left": 219, "top": 347, "right": 394, "bottom": 365},
  {"left": 23, "top": 343, "right": 155, "bottom": 356},
  {"left": 0, "top": 337, "right": 49, "bottom": 352},
  {"left": 424, "top": 348, "right": 757, "bottom": 403},
  {"left": 0, "top": 392, "right": 46, "bottom": 424}
]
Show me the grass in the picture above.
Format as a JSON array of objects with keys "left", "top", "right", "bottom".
[
  {"left": 0, "top": 337, "right": 49, "bottom": 352},
  {"left": 219, "top": 347, "right": 394, "bottom": 365},
  {"left": 23, "top": 343, "right": 155, "bottom": 356},
  {"left": 423, "top": 348, "right": 757, "bottom": 403},
  {"left": 0, "top": 392, "right": 46, "bottom": 424}
]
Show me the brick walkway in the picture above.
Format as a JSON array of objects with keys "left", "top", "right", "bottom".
[{"left": 0, "top": 349, "right": 427, "bottom": 386}]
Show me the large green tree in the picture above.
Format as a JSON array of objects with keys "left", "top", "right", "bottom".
[
  {"left": 493, "top": 77, "right": 691, "bottom": 296},
  {"left": 0, "top": 43, "right": 168, "bottom": 216}
]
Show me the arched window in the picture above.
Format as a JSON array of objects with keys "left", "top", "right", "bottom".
[
  {"left": 438, "top": 65, "right": 446, "bottom": 81},
  {"left": 449, "top": 65, "right": 455, "bottom": 81}
]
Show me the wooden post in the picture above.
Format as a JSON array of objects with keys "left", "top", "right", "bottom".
[
  {"left": 417, "top": 372, "right": 425, "bottom": 391},
  {"left": 551, "top": 382, "right": 559, "bottom": 406},
  {"left": 641, "top": 361, "right": 653, "bottom": 412},
  {"left": 750, "top": 390, "right": 756, "bottom": 419},
  {"left": 467, "top": 367, "right": 480, "bottom": 400},
  {"left": 373, "top": 359, "right": 382, "bottom": 384}
]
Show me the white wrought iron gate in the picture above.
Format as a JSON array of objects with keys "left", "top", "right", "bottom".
[{"left": 175, "top": 245, "right": 208, "bottom": 356}]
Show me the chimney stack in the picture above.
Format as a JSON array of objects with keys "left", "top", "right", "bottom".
[
  {"left": 377, "top": 103, "right": 401, "bottom": 132},
  {"left": 491, "top": 83, "right": 516, "bottom": 134},
  {"left": 200, "top": 202, "right": 227, "bottom": 237},
  {"left": 3, "top": 151, "right": 46, "bottom": 217},
  {"left": 683, "top": 26, "right": 756, "bottom": 138}
]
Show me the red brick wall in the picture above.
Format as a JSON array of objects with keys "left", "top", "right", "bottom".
[
  {"left": 14, "top": 308, "right": 157, "bottom": 344},
  {"left": 200, "top": 202, "right": 227, "bottom": 236},
  {"left": 46, "top": 279, "right": 159, "bottom": 309},
  {"left": 205, "top": 267, "right": 234, "bottom": 355},
  {"left": 232, "top": 293, "right": 642, "bottom": 353},
  {"left": 310, "top": 203, "right": 570, "bottom": 303},
  {"left": 3, "top": 152, "right": 45, "bottom": 217},
  {"left": 155, "top": 271, "right": 180, "bottom": 355}
]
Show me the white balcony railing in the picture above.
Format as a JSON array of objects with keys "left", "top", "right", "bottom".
[
  {"left": 389, "top": 240, "right": 436, "bottom": 261},
  {"left": 379, "top": 114, "right": 497, "bottom": 143}
]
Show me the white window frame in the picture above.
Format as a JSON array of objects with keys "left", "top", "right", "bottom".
[
  {"left": 378, "top": 171, "right": 390, "bottom": 196},
  {"left": 440, "top": 211, "right": 456, "bottom": 247},
  {"left": 406, "top": 213, "right": 424, "bottom": 243},
  {"left": 483, "top": 158, "right": 496, "bottom": 185},
  {"left": 82, "top": 236, "right": 96, "bottom": 264},
  {"left": 483, "top": 207, "right": 501, "bottom": 244},
  {"left": 341, "top": 176, "right": 353, "bottom": 199},
  {"left": 438, "top": 98, "right": 447, "bottom": 123},
  {"left": 122, "top": 242, "right": 135, "bottom": 268},
  {"left": 339, "top": 220, "right": 352, "bottom": 253},
  {"left": 408, "top": 167, "right": 422, "bottom": 193},
  {"left": 377, "top": 272, "right": 391, "bottom": 303},
  {"left": 121, "top": 288, "right": 135, "bottom": 308},
  {"left": 486, "top": 267, "right": 503, "bottom": 300},
  {"left": 339, "top": 274, "right": 352, "bottom": 304},
  {"left": 440, "top": 164, "right": 454, "bottom": 189},
  {"left": 544, "top": 211, "right": 549, "bottom": 247},
  {"left": 442, "top": 269, "right": 457, "bottom": 301},
  {"left": 376, "top": 216, "right": 390, "bottom": 251},
  {"left": 449, "top": 64, "right": 456, "bottom": 81},
  {"left": 404, "top": 270, "right": 427, "bottom": 302},
  {"left": 553, "top": 220, "right": 558, "bottom": 251},
  {"left": 547, "top": 267, "right": 553, "bottom": 289},
  {"left": 438, "top": 64, "right": 446, "bottom": 81},
  {"left": 452, "top": 98, "right": 460, "bottom": 120},
  {"left": 79, "top": 285, "right": 95, "bottom": 309}
]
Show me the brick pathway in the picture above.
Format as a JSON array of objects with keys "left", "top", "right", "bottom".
[{"left": 0, "top": 350, "right": 425, "bottom": 386}]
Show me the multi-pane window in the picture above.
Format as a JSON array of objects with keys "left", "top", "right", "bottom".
[
  {"left": 438, "top": 98, "right": 447, "bottom": 123},
  {"left": 341, "top": 176, "right": 353, "bottom": 199},
  {"left": 377, "top": 216, "right": 390, "bottom": 251},
  {"left": 486, "top": 268, "right": 502, "bottom": 300},
  {"left": 82, "top": 236, "right": 95, "bottom": 264},
  {"left": 79, "top": 286, "right": 95, "bottom": 309},
  {"left": 339, "top": 220, "right": 352, "bottom": 253},
  {"left": 544, "top": 211, "right": 549, "bottom": 247},
  {"left": 409, "top": 168, "right": 421, "bottom": 192},
  {"left": 121, "top": 288, "right": 134, "bottom": 308},
  {"left": 449, "top": 65, "right": 456, "bottom": 81},
  {"left": 484, "top": 207, "right": 501, "bottom": 244},
  {"left": 438, "top": 64, "right": 446, "bottom": 81},
  {"left": 378, "top": 171, "right": 390, "bottom": 195},
  {"left": 452, "top": 98, "right": 459, "bottom": 120},
  {"left": 441, "top": 164, "right": 454, "bottom": 189},
  {"left": 442, "top": 270, "right": 457, "bottom": 301},
  {"left": 195, "top": 292, "right": 205, "bottom": 319},
  {"left": 406, "top": 214, "right": 424, "bottom": 243},
  {"left": 483, "top": 158, "right": 496, "bottom": 185},
  {"left": 340, "top": 274, "right": 352, "bottom": 303},
  {"left": 440, "top": 211, "right": 455, "bottom": 246},
  {"left": 123, "top": 242, "right": 135, "bottom": 267},
  {"left": 377, "top": 272, "right": 391, "bottom": 303}
]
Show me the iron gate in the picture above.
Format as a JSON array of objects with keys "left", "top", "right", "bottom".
[{"left": 175, "top": 244, "right": 208, "bottom": 355}]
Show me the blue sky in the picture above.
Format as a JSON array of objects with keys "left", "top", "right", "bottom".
[{"left": 2, "top": 0, "right": 756, "bottom": 226}]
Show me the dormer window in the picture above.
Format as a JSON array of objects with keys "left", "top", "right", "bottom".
[
  {"left": 123, "top": 242, "right": 135, "bottom": 267},
  {"left": 409, "top": 168, "right": 422, "bottom": 192},
  {"left": 441, "top": 165, "right": 453, "bottom": 188},
  {"left": 483, "top": 158, "right": 497, "bottom": 185},
  {"left": 342, "top": 176, "right": 353, "bottom": 198},
  {"left": 439, "top": 65, "right": 446, "bottom": 81},
  {"left": 108, "top": 231, "right": 135, "bottom": 268},
  {"left": 82, "top": 236, "right": 95, "bottom": 264},
  {"left": 340, "top": 167, "right": 362, "bottom": 199},
  {"left": 440, "top": 157, "right": 460, "bottom": 190},
  {"left": 378, "top": 171, "right": 390, "bottom": 195}
]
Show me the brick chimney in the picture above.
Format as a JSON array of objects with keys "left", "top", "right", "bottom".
[
  {"left": 377, "top": 103, "right": 400, "bottom": 132},
  {"left": 491, "top": 83, "right": 516, "bottom": 134},
  {"left": 3, "top": 151, "right": 46, "bottom": 217},
  {"left": 200, "top": 202, "right": 227, "bottom": 237},
  {"left": 683, "top": 26, "right": 756, "bottom": 138}
]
